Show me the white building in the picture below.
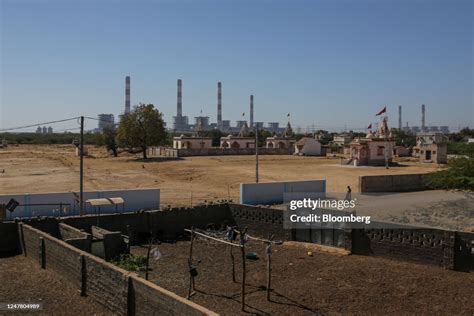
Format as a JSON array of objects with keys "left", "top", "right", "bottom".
[
  {"left": 220, "top": 121, "right": 255, "bottom": 149},
  {"left": 350, "top": 118, "right": 394, "bottom": 166},
  {"left": 173, "top": 135, "right": 212, "bottom": 149},
  {"left": 295, "top": 137, "right": 322, "bottom": 156},
  {"left": 265, "top": 121, "right": 296, "bottom": 150}
]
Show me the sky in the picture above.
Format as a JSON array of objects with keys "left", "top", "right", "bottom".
[{"left": 1, "top": 0, "right": 472, "bottom": 132}]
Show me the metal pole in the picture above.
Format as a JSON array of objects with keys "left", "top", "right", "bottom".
[
  {"left": 255, "top": 126, "right": 259, "bottom": 183},
  {"left": 80, "top": 116, "right": 85, "bottom": 216}
]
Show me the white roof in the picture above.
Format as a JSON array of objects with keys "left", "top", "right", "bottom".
[{"left": 86, "top": 197, "right": 124, "bottom": 206}]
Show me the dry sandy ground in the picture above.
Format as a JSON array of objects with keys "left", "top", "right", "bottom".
[
  {"left": 132, "top": 240, "right": 474, "bottom": 315},
  {"left": 0, "top": 254, "right": 109, "bottom": 315},
  {"left": 0, "top": 145, "right": 438, "bottom": 207}
]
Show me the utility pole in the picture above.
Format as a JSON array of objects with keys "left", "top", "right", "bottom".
[
  {"left": 255, "top": 126, "right": 259, "bottom": 183},
  {"left": 80, "top": 116, "right": 84, "bottom": 215},
  {"left": 383, "top": 116, "right": 389, "bottom": 170}
]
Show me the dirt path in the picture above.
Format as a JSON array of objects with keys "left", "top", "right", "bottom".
[
  {"left": 132, "top": 240, "right": 474, "bottom": 315},
  {"left": 0, "top": 255, "right": 110, "bottom": 315}
]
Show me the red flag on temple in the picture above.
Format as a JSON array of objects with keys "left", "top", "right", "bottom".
[
  {"left": 375, "top": 106, "right": 387, "bottom": 116},
  {"left": 367, "top": 123, "right": 372, "bottom": 129}
]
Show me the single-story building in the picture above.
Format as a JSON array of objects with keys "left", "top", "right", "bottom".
[
  {"left": 413, "top": 133, "right": 447, "bottom": 164},
  {"left": 266, "top": 137, "right": 296, "bottom": 149},
  {"left": 349, "top": 118, "right": 394, "bottom": 166},
  {"left": 393, "top": 146, "right": 410, "bottom": 157},
  {"left": 173, "top": 135, "right": 212, "bottom": 149},
  {"left": 220, "top": 135, "right": 255, "bottom": 149},
  {"left": 294, "top": 137, "right": 323, "bottom": 156}
]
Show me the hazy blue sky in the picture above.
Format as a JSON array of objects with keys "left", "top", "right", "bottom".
[{"left": 1, "top": 0, "right": 472, "bottom": 132}]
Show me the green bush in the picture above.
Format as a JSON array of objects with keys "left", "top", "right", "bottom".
[
  {"left": 426, "top": 157, "right": 474, "bottom": 191},
  {"left": 111, "top": 253, "right": 147, "bottom": 271}
]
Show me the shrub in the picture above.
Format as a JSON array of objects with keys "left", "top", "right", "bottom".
[
  {"left": 111, "top": 253, "right": 147, "bottom": 271},
  {"left": 426, "top": 157, "right": 474, "bottom": 191}
]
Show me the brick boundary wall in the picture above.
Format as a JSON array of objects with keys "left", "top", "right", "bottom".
[
  {"left": 18, "top": 223, "right": 217, "bottom": 316},
  {"left": 359, "top": 173, "right": 431, "bottom": 193},
  {"left": 229, "top": 204, "right": 289, "bottom": 241},
  {"left": 0, "top": 222, "right": 21, "bottom": 253},
  {"left": 351, "top": 228, "right": 456, "bottom": 268},
  {"left": 229, "top": 204, "right": 473, "bottom": 272}
]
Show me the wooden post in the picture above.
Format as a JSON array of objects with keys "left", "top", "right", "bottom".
[
  {"left": 39, "top": 237, "right": 45, "bottom": 269},
  {"left": 266, "top": 234, "right": 274, "bottom": 301},
  {"left": 19, "top": 223, "right": 27, "bottom": 257},
  {"left": 188, "top": 227, "right": 195, "bottom": 299},
  {"left": 80, "top": 254, "right": 87, "bottom": 296},
  {"left": 240, "top": 227, "right": 248, "bottom": 311},
  {"left": 230, "top": 245, "right": 236, "bottom": 283},
  {"left": 240, "top": 243, "right": 246, "bottom": 311},
  {"left": 145, "top": 236, "right": 153, "bottom": 280},
  {"left": 126, "top": 225, "right": 131, "bottom": 252},
  {"left": 267, "top": 253, "right": 271, "bottom": 301}
]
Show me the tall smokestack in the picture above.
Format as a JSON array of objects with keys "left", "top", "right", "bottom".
[
  {"left": 250, "top": 95, "right": 254, "bottom": 128},
  {"left": 177, "top": 79, "right": 182, "bottom": 117},
  {"left": 125, "top": 76, "right": 131, "bottom": 114},
  {"left": 217, "top": 82, "right": 222, "bottom": 127},
  {"left": 421, "top": 104, "right": 425, "bottom": 130},
  {"left": 398, "top": 105, "right": 402, "bottom": 130}
]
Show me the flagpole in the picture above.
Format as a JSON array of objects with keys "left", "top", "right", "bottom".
[{"left": 384, "top": 115, "right": 389, "bottom": 169}]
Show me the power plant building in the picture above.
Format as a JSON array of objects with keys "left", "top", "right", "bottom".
[{"left": 98, "top": 114, "right": 115, "bottom": 131}]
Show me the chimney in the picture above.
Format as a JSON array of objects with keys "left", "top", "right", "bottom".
[
  {"left": 217, "top": 82, "right": 222, "bottom": 128},
  {"left": 250, "top": 95, "right": 254, "bottom": 128},
  {"left": 421, "top": 104, "right": 425, "bottom": 130},
  {"left": 177, "top": 79, "right": 182, "bottom": 117},
  {"left": 125, "top": 76, "right": 131, "bottom": 114},
  {"left": 398, "top": 105, "right": 402, "bottom": 130}
]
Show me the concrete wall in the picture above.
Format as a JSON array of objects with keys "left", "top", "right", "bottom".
[
  {"left": 62, "top": 204, "right": 234, "bottom": 242},
  {"left": 59, "top": 223, "right": 92, "bottom": 252},
  {"left": 19, "top": 224, "right": 217, "bottom": 315},
  {"left": 240, "top": 179, "right": 326, "bottom": 205},
  {"left": 359, "top": 174, "right": 430, "bottom": 193},
  {"left": 0, "top": 188, "right": 160, "bottom": 218}
]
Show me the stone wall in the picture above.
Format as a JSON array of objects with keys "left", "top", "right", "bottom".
[{"left": 359, "top": 173, "right": 430, "bottom": 193}]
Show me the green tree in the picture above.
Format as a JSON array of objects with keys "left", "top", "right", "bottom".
[
  {"left": 426, "top": 157, "right": 474, "bottom": 191},
  {"left": 391, "top": 129, "right": 416, "bottom": 147},
  {"left": 117, "top": 103, "right": 167, "bottom": 159},
  {"left": 102, "top": 126, "right": 118, "bottom": 157}
]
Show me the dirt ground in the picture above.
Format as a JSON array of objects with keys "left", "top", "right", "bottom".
[
  {"left": 132, "top": 239, "right": 474, "bottom": 315},
  {"left": 0, "top": 254, "right": 109, "bottom": 315},
  {"left": 0, "top": 145, "right": 438, "bottom": 207}
]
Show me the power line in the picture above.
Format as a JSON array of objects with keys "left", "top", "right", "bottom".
[{"left": 0, "top": 117, "right": 80, "bottom": 132}]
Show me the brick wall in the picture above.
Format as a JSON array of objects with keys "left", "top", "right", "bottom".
[
  {"left": 0, "top": 222, "right": 20, "bottom": 253},
  {"left": 130, "top": 275, "right": 217, "bottom": 316},
  {"left": 19, "top": 224, "right": 216, "bottom": 315},
  {"left": 352, "top": 228, "right": 455, "bottom": 268},
  {"left": 229, "top": 204, "right": 289, "bottom": 240},
  {"left": 359, "top": 173, "right": 430, "bottom": 193},
  {"left": 59, "top": 222, "right": 90, "bottom": 240},
  {"left": 62, "top": 204, "right": 234, "bottom": 242}
]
